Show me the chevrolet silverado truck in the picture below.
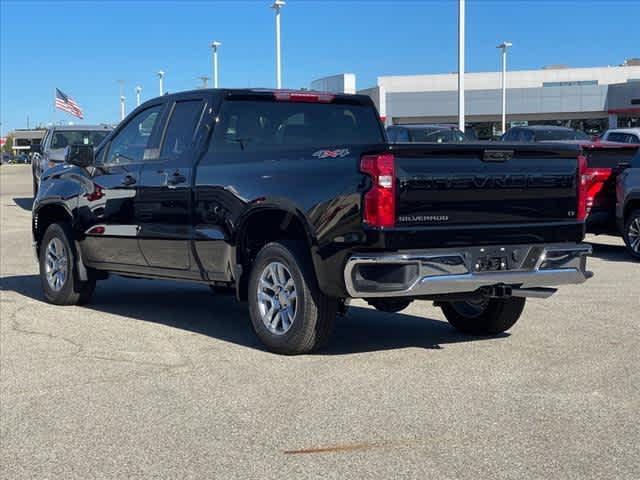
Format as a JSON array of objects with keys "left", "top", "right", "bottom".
[{"left": 33, "top": 88, "right": 592, "bottom": 354}]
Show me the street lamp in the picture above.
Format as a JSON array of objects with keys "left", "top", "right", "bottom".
[
  {"left": 211, "top": 41, "right": 221, "bottom": 88},
  {"left": 135, "top": 86, "right": 142, "bottom": 107},
  {"left": 271, "top": 0, "right": 285, "bottom": 89},
  {"left": 157, "top": 70, "right": 165, "bottom": 96},
  {"left": 496, "top": 42, "right": 512, "bottom": 134},
  {"left": 117, "top": 80, "right": 126, "bottom": 120}
]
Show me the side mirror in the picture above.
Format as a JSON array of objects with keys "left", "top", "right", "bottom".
[
  {"left": 65, "top": 144, "right": 94, "bottom": 168},
  {"left": 30, "top": 144, "right": 42, "bottom": 154}
]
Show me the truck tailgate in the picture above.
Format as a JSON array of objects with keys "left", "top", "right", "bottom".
[{"left": 393, "top": 143, "right": 579, "bottom": 225}]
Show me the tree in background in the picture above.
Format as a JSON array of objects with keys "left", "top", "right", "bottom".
[{"left": 2, "top": 135, "right": 14, "bottom": 155}]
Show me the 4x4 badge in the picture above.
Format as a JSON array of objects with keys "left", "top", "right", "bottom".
[{"left": 312, "top": 149, "right": 350, "bottom": 159}]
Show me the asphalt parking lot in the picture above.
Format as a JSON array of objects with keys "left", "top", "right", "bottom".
[{"left": 1, "top": 164, "right": 638, "bottom": 479}]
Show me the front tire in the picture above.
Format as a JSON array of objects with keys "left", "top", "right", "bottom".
[
  {"left": 440, "top": 296, "right": 525, "bottom": 335},
  {"left": 248, "top": 241, "right": 337, "bottom": 355},
  {"left": 623, "top": 209, "right": 640, "bottom": 260},
  {"left": 39, "top": 223, "right": 96, "bottom": 305}
]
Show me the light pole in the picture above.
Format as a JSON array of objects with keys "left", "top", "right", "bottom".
[
  {"left": 496, "top": 42, "right": 512, "bottom": 134},
  {"left": 458, "top": 0, "right": 465, "bottom": 132},
  {"left": 157, "top": 70, "right": 165, "bottom": 96},
  {"left": 198, "top": 76, "right": 210, "bottom": 88},
  {"left": 135, "top": 86, "right": 142, "bottom": 107},
  {"left": 117, "top": 80, "right": 126, "bottom": 121},
  {"left": 211, "top": 41, "right": 221, "bottom": 88},
  {"left": 271, "top": 0, "right": 285, "bottom": 89}
]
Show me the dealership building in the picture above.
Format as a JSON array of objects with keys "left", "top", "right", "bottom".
[{"left": 313, "top": 60, "right": 640, "bottom": 139}]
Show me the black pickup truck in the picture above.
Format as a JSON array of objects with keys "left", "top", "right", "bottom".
[{"left": 33, "top": 89, "right": 592, "bottom": 354}]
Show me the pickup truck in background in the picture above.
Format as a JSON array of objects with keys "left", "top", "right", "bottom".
[
  {"left": 556, "top": 140, "right": 640, "bottom": 257},
  {"left": 31, "top": 125, "right": 113, "bottom": 196},
  {"left": 33, "top": 89, "right": 593, "bottom": 354},
  {"left": 569, "top": 141, "right": 640, "bottom": 233}
]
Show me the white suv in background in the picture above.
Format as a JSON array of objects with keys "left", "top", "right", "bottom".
[{"left": 601, "top": 128, "right": 640, "bottom": 144}]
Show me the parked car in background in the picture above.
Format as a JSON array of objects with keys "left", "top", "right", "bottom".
[
  {"left": 31, "top": 125, "right": 112, "bottom": 195},
  {"left": 17, "top": 153, "right": 30, "bottom": 164},
  {"left": 33, "top": 88, "right": 593, "bottom": 354},
  {"left": 600, "top": 128, "right": 640, "bottom": 144},
  {"left": 501, "top": 125, "right": 590, "bottom": 142},
  {"left": 386, "top": 124, "right": 467, "bottom": 143},
  {"left": 616, "top": 148, "right": 640, "bottom": 259}
]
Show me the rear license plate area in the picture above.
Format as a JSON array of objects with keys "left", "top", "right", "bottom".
[{"left": 475, "top": 255, "right": 508, "bottom": 272}]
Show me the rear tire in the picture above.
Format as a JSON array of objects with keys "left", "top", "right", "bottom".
[
  {"left": 248, "top": 241, "right": 337, "bottom": 355},
  {"left": 440, "top": 296, "right": 525, "bottom": 335},
  {"left": 39, "top": 223, "right": 96, "bottom": 305},
  {"left": 623, "top": 209, "right": 640, "bottom": 260}
]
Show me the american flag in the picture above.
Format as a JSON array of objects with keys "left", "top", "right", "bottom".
[{"left": 55, "top": 88, "right": 84, "bottom": 119}]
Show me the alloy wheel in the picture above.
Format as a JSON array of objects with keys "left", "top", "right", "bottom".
[
  {"left": 628, "top": 217, "right": 640, "bottom": 253},
  {"left": 256, "top": 261, "right": 298, "bottom": 335},
  {"left": 45, "top": 237, "right": 68, "bottom": 292}
]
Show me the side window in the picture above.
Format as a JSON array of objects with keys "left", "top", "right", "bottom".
[
  {"left": 104, "top": 105, "right": 162, "bottom": 165},
  {"left": 160, "top": 100, "right": 205, "bottom": 161}
]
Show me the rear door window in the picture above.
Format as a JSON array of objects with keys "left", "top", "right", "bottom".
[
  {"left": 211, "top": 99, "right": 384, "bottom": 153},
  {"left": 160, "top": 100, "right": 205, "bottom": 161}
]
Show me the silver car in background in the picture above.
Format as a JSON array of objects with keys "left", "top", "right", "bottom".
[{"left": 31, "top": 125, "right": 112, "bottom": 195}]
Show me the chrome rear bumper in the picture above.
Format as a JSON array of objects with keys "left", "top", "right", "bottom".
[{"left": 344, "top": 243, "right": 592, "bottom": 298}]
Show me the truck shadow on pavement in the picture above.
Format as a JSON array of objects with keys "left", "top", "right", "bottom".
[
  {"left": 0, "top": 274, "right": 506, "bottom": 355},
  {"left": 588, "top": 241, "right": 637, "bottom": 263}
]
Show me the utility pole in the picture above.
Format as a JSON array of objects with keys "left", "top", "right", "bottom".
[
  {"left": 198, "top": 76, "right": 210, "bottom": 89},
  {"left": 271, "top": 0, "right": 285, "bottom": 89},
  {"left": 211, "top": 41, "right": 221, "bottom": 88},
  {"left": 458, "top": 0, "right": 465, "bottom": 132},
  {"left": 135, "top": 86, "right": 142, "bottom": 107},
  {"left": 497, "top": 42, "right": 513, "bottom": 134}
]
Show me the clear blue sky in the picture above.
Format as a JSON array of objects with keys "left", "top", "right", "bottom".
[{"left": 1, "top": 0, "right": 638, "bottom": 133}]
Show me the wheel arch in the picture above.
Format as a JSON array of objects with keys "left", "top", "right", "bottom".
[
  {"left": 234, "top": 205, "right": 318, "bottom": 301},
  {"left": 33, "top": 202, "right": 74, "bottom": 251},
  {"left": 623, "top": 195, "right": 640, "bottom": 221}
]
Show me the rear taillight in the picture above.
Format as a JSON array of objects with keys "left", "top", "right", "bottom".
[
  {"left": 577, "top": 154, "right": 589, "bottom": 221},
  {"left": 361, "top": 153, "right": 396, "bottom": 228}
]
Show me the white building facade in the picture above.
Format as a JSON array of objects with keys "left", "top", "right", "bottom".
[{"left": 313, "top": 63, "right": 640, "bottom": 139}]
